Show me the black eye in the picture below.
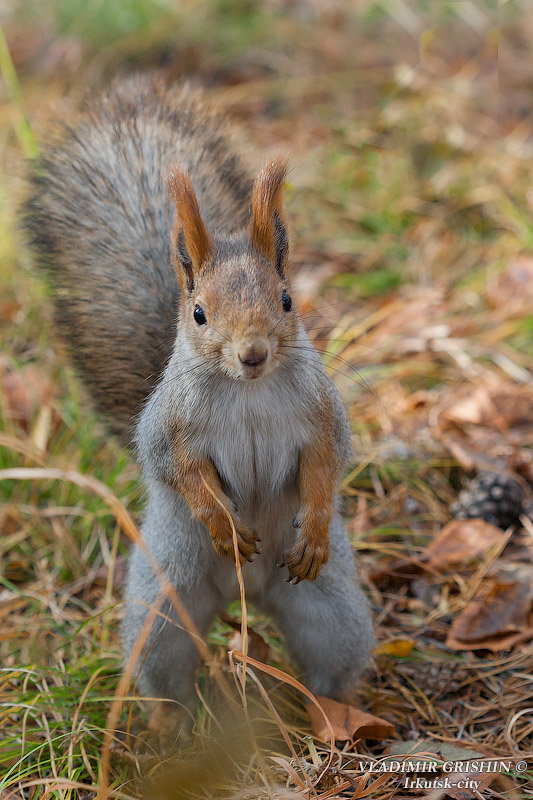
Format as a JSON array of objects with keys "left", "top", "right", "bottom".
[
  {"left": 194, "top": 304, "right": 207, "bottom": 325},
  {"left": 281, "top": 290, "right": 292, "bottom": 312}
]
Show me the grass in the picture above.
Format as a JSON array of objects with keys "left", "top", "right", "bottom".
[{"left": 0, "top": 0, "right": 532, "bottom": 797}]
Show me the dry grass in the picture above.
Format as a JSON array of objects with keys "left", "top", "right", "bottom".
[{"left": 0, "top": 1, "right": 532, "bottom": 797}]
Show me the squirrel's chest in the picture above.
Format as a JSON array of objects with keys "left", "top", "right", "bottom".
[{"left": 193, "top": 383, "right": 311, "bottom": 506}]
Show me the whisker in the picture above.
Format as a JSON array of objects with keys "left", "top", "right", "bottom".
[
  {"left": 280, "top": 342, "right": 371, "bottom": 376},
  {"left": 278, "top": 344, "right": 377, "bottom": 399}
]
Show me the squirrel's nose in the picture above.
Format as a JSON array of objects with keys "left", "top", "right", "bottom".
[{"left": 238, "top": 340, "right": 269, "bottom": 367}]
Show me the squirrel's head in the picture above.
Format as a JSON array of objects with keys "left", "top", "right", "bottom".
[{"left": 167, "top": 157, "right": 298, "bottom": 381}]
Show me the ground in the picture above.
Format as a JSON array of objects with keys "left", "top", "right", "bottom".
[{"left": 0, "top": 1, "right": 532, "bottom": 798}]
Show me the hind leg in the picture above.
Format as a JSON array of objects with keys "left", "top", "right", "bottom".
[
  {"left": 121, "top": 487, "right": 236, "bottom": 740},
  {"left": 122, "top": 546, "right": 220, "bottom": 710},
  {"left": 122, "top": 550, "right": 223, "bottom": 753},
  {"left": 261, "top": 513, "right": 374, "bottom": 700}
]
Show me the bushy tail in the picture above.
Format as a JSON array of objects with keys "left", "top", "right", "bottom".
[{"left": 23, "top": 77, "right": 253, "bottom": 444}]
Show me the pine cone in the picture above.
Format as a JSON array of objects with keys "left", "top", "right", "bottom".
[
  {"left": 400, "top": 661, "right": 470, "bottom": 698},
  {"left": 451, "top": 472, "right": 525, "bottom": 530}
]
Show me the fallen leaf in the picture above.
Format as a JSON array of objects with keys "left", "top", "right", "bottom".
[
  {"left": 374, "top": 639, "right": 415, "bottom": 657},
  {"left": 442, "top": 385, "right": 496, "bottom": 427},
  {"left": 446, "top": 621, "right": 533, "bottom": 652},
  {"left": 424, "top": 519, "right": 506, "bottom": 569},
  {"left": 370, "top": 557, "right": 424, "bottom": 590},
  {"left": 489, "top": 387, "right": 533, "bottom": 427},
  {"left": 441, "top": 381, "right": 533, "bottom": 430},
  {"left": 434, "top": 379, "right": 533, "bottom": 478},
  {"left": 309, "top": 696, "right": 395, "bottom": 742},
  {"left": 447, "top": 581, "right": 533, "bottom": 651},
  {"left": 451, "top": 581, "right": 530, "bottom": 640},
  {"left": 0, "top": 300, "right": 21, "bottom": 323},
  {"left": 1, "top": 365, "right": 55, "bottom": 432}
]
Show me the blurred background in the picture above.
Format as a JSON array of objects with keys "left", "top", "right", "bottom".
[{"left": 1, "top": 1, "right": 532, "bottom": 796}]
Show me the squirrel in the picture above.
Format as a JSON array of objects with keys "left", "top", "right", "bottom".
[{"left": 24, "top": 76, "right": 374, "bottom": 726}]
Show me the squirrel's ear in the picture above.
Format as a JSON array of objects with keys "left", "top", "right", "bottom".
[
  {"left": 167, "top": 167, "right": 213, "bottom": 292},
  {"left": 250, "top": 156, "right": 289, "bottom": 278}
]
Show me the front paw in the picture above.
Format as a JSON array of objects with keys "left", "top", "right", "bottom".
[
  {"left": 281, "top": 512, "right": 330, "bottom": 583},
  {"left": 207, "top": 508, "right": 261, "bottom": 564}
]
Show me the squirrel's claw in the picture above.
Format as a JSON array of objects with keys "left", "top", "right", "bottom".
[
  {"left": 208, "top": 508, "right": 260, "bottom": 565},
  {"left": 281, "top": 518, "right": 330, "bottom": 582},
  {"left": 236, "top": 523, "right": 261, "bottom": 560}
]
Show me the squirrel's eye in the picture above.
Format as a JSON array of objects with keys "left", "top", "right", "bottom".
[
  {"left": 194, "top": 304, "right": 207, "bottom": 325},
  {"left": 281, "top": 290, "right": 292, "bottom": 312}
]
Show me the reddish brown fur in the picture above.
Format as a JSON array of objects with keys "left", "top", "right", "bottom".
[
  {"left": 282, "top": 396, "right": 339, "bottom": 582},
  {"left": 250, "top": 156, "right": 289, "bottom": 264},
  {"left": 169, "top": 422, "right": 260, "bottom": 563},
  {"left": 168, "top": 167, "right": 213, "bottom": 283}
]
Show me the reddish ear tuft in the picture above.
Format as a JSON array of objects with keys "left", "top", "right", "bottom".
[
  {"left": 250, "top": 156, "right": 289, "bottom": 272},
  {"left": 167, "top": 167, "right": 213, "bottom": 289}
]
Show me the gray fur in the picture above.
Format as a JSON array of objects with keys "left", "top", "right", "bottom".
[
  {"left": 126, "top": 319, "right": 373, "bottom": 707},
  {"left": 25, "top": 76, "right": 374, "bottom": 712}
]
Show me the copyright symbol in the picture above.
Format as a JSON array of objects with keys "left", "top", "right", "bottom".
[{"left": 516, "top": 761, "right": 528, "bottom": 773}]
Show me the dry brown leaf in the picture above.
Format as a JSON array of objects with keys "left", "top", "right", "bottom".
[
  {"left": 441, "top": 382, "right": 533, "bottom": 430},
  {"left": 0, "top": 300, "right": 21, "bottom": 323},
  {"left": 424, "top": 519, "right": 506, "bottom": 569},
  {"left": 309, "top": 696, "right": 395, "bottom": 742},
  {"left": 489, "top": 387, "right": 533, "bottom": 428},
  {"left": 1, "top": 365, "right": 55, "bottom": 431},
  {"left": 442, "top": 385, "right": 497, "bottom": 427},
  {"left": 370, "top": 556, "right": 424, "bottom": 591},
  {"left": 435, "top": 379, "right": 533, "bottom": 478},
  {"left": 446, "top": 581, "right": 533, "bottom": 652},
  {"left": 446, "top": 623, "right": 533, "bottom": 652},
  {"left": 451, "top": 581, "right": 531, "bottom": 640}
]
